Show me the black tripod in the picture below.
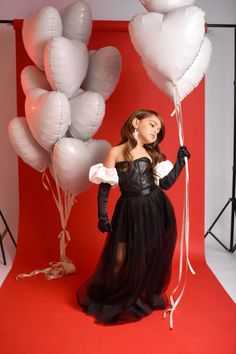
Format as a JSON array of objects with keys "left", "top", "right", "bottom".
[
  {"left": 205, "top": 24, "right": 236, "bottom": 253},
  {"left": 0, "top": 209, "right": 17, "bottom": 265}
]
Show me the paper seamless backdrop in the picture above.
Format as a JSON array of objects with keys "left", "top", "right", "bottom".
[{"left": 8, "top": 0, "right": 211, "bottom": 282}]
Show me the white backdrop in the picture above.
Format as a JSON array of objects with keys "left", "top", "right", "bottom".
[{"left": 0, "top": 0, "right": 235, "bottom": 253}]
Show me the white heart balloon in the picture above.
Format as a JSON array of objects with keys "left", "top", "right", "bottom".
[
  {"left": 140, "top": 0, "right": 195, "bottom": 13},
  {"left": 69, "top": 90, "right": 105, "bottom": 140},
  {"left": 44, "top": 36, "right": 89, "bottom": 98},
  {"left": 82, "top": 46, "right": 122, "bottom": 100},
  {"left": 86, "top": 139, "right": 111, "bottom": 166},
  {"left": 178, "top": 37, "right": 212, "bottom": 98},
  {"left": 143, "top": 36, "right": 212, "bottom": 101},
  {"left": 52, "top": 138, "right": 89, "bottom": 195},
  {"left": 61, "top": 0, "right": 92, "bottom": 45},
  {"left": 25, "top": 88, "right": 71, "bottom": 152},
  {"left": 8, "top": 117, "right": 50, "bottom": 172},
  {"left": 52, "top": 138, "right": 110, "bottom": 195},
  {"left": 22, "top": 6, "right": 62, "bottom": 70},
  {"left": 129, "top": 6, "right": 205, "bottom": 82},
  {"left": 21, "top": 65, "right": 51, "bottom": 96}
]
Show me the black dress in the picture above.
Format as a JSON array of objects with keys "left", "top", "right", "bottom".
[{"left": 77, "top": 157, "right": 177, "bottom": 324}]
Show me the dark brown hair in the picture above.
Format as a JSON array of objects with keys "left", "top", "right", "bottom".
[{"left": 117, "top": 109, "right": 166, "bottom": 173}]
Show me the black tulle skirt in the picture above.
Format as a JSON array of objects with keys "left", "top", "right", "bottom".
[{"left": 77, "top": 186, "right": 177, "bottom": 324}]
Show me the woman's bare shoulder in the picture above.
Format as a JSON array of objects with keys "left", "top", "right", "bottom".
[
  {"left": 103, "top": 147, "right": 119, "bottom": 168},
  {"left": 112, "top": 144, "right": 126, "bottom": 153},
  {"left": 103, "top": 144, "right": 126, "bottom": 167}
]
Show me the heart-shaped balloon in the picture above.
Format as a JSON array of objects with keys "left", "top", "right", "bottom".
[
  {"left": 86, "top": 139, "right": 111, "bottom": 166},
  {"left": 44, "top": 36, "right": 89, "bottom": 98},
  {"left": 25, "top": 88, "right": 71, "bottom": 152},
  {"left": 140, "top": 0, "right": 195, "bottom": 14},
  {"left": 143, "top": 36, "right": 212, "bottom": 101},
  {"left": 69, "top": 90, "right": 105, "bottom": 140},
  {"left": 82, "top": 46, "right": 122, "bottom": 100},
  {"left": 129, "top": 6, "right": 205, "bottom": 82},
  {"left": 52, "top": 138, "right": 110, "bottom": 195},
  {"left": 21, "top": 65, "right": 51, "bottom": 96},
  {"left": 61, "top": 0, "right": 92, "bottom": 45},
  {"left": 8, "top": 117, "right": 50, "bottom": 172},
  {"left": 22, "top": 6, "right": 62, "bottom": 71}
]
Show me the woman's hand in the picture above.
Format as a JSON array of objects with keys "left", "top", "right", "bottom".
[
  {"left": 98, "top": 216, "right": 113, "bottom": 233},
  {"left": 177, "top": 146, "right": 190, "bottom": 160},
  {"left": 159, "top": 146, "right": 190, "bottom": 190}
]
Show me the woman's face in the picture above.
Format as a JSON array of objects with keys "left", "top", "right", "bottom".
[{"left": 134, "top": 115, "right": 162, "bottom": 144}]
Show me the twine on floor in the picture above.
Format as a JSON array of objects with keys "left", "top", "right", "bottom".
[{"left": 16, "top": 167, "right": 76, "bottom": 281}]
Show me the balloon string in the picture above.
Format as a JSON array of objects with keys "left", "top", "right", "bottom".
[
  {"left": 42, "top": 169, "right": 76, "bottom": 262},
  {"left": 163, "top": 85, "right": 196, "bottom": 329},
  {"left": 15, "top": 260, "right": 76, "bottom": 281},
  {"left": 17, "top": 171, "right": 77, "bottom": 281},
  {"left": 42, "top": 171, "right": 61, "bottom": 211}
]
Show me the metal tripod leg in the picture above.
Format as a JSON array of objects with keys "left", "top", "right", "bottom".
[
  {"left": 230, "top": 197, "right": 236, "bottom": 252},
  {"left": 0, "top": 232, "right": 7, "bottom": 265},
  {"left": 205, "top": 198, "right": 235, "bottom": 252},
  {"left": 0, "top": 210, "right": 17, "bottom": 265}
]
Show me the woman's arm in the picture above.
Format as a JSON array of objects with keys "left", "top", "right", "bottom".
[
  {"left": 103, "top": 147, "right": 117, "bottom": 168},
  {"left": 97, "top": 147, "right": 117, "bottom": 233},
  {"left": 159, "top": 146, "right": 190, "bottom": 190}
]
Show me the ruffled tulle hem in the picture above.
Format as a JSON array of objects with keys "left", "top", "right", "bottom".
[{"left": 77, "top": 291, "right": 169, "bottom": 325}]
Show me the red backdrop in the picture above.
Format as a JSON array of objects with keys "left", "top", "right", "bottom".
[
  {"left": 0, "top": 20, "right": 235, "bottom": 354},
  {"left": 13, "top": 20, "right": 204, "bottom": 278}
]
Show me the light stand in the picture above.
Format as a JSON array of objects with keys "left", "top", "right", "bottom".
[
  {"left": 205, "top": 24, "right": 236, "bottom": 253},
  {"left": 0, "top": 209, "right": 17, "bottom": 265}
]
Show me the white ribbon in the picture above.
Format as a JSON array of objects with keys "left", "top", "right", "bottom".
[{"left": 163, "top": 84, "right": 196, "bottom": 329}]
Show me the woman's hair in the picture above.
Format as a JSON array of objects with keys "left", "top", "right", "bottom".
[{"left": 117, "top": 109, "right": 166, "bottom": 173}]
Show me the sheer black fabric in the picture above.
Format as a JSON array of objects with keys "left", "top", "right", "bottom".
[{"left": 77, "top": 157, "right": 177, "bottom": 324}]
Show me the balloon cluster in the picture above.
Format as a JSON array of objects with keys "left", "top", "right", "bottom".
[
  {"left": 129, "top": 0, "right": 212, "bottom": 102},
  {"left": 129, "top": 0, "right": 212, "bottom": 329},
  {"left": 8, "top": 0, "right": 121, "bottom": 196},
  {"left": 8, "top": 0, "right": 121, "bottom": 279}
]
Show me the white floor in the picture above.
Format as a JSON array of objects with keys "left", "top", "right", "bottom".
[
  {"left": 204, "top": 234, "right": 236, "bottom": 303},
  {"left": 1, "top": 233, "right": 236, "bottom": 304}
]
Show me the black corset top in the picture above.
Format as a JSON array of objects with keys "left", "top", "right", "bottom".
[{"left": 115, "top": 157, "right": 156, "bottom": 197}]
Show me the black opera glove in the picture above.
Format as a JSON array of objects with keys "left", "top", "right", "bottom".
[
  {"left": 97, "top": 182, "right": 113, "bottom": 233},
  {"left": 177, "top": 146, "right": 190, "bottom": 160},
  {"left": 159, "top": 146, "right": 190, "bottom": 190}
]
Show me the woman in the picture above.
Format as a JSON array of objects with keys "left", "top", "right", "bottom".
[{"left": 77, "top": 109, "right": 190, "bottom": 324}]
